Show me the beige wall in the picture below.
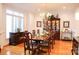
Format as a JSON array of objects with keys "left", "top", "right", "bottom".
[
  {"left": 0, "top": 4, "right": 7, "bottom": 48},
  {"left": 27, "top": 9, "right": 79, "bottom": 38},
  {"left": 24, "top": 13, "right": 28, "bottom": 31},
  {"left": 27, "top": 10, "right": 76, "bottom": 37},
  {"left": 26, "top": 13, "right": 44, "bottom": 35}
]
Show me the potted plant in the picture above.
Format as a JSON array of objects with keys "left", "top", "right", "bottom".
[
  {"left": 48, "top": 15, "right": 55, "bottom": 20},
  {"left": 17, "top": 28, "right": 20, "bottom": 32}
]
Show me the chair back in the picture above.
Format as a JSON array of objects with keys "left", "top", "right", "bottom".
[
  {"left": 24, "top": 31, "right": 32, "bottom": 47},
  {"left": 24, "top": 31, "right": 38, "bottom": 55},
  {"left": 37, "top": 29, "right": 40, "bottom": 35},
  {"left": 32, "top": 30, "right": 36, "bottom": 37}
]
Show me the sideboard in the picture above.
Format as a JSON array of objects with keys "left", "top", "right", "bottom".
[{"left": 9, "top": 32, "right": 24, "bottom": 46}]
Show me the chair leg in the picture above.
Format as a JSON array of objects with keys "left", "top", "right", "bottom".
[
  {"left": 52, "top": 40, "right": 53, "bottom": 49},
  {"left": 24, "top": 49, "right": 26, "bottom": 55},
  {"left": 52, "top": 44, "right": 53, "bottom": 49},
  {"left": 29, "top": 50, "right": 30, "bottom": 54},
  {"left": 53, "top": 40, "right": 55, "bottom": 44},
  {"left": 71, "top": 49, "right": 73, "bottom": 55},
  {"left": 48, "top": 46, "right": 51, "bottom": 55},
  {"left": 48, "top": 49, "right": 51, "bottom": 55}
]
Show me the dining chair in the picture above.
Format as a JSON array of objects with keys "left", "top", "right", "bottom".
[
  {"left": 50, "top": 31, "right": 56, "bottom": 49},
  {"left": 32, "top": 30, "right": 36, "bottom": 37},
  {"left": 24, "top": 31, "right": 37, "bottom": 55},
  {"left": 39, "top": 36, "right": 51, "bottom": 55},
  {"left": 37, "top": 29, "right": 40, "bottom": 35}
]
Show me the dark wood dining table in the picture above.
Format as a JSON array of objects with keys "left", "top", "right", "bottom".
[
  {"left": 32, "top": 35, "right": 49, "bottom": 41},
  {"left": 31, "top": 35, "right": 50, "bottom": 54}
]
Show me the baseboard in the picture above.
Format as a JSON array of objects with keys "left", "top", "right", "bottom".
[
  {"left": 3, "top": 44, "right": 9, "bottom": 47},
  {"left": 61, "top": 39, "right": 72, "bottom": 41},
  {"left": 0, "top": 44, "right": 9, "bottom": 52},
  {"left": 0, "top": 44, "right": 9, "bottom": 49}
]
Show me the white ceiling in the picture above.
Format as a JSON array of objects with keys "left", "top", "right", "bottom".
[{"left": 4, "top": 3, "right": 79, "bottom": 13}]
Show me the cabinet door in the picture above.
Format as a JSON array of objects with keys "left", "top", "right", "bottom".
[
  {"left": 43, "top": 20, "right": 48, "bottom": 30},
  {"left": 55, "top": 20, "right": 60, "bottom": 31},
  {"left": 52, "top": 20, "right": 55, "bottom": 31},
  {"left": 47, "top": 21, "right": 51, "bottom": 30}
]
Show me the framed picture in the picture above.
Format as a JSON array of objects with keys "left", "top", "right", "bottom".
[
  {"left": 63, "top": 21, "right": 70, "bottom": 28},
  {"left": 36, "top": 21, "right": 41, "bottom": 27}
]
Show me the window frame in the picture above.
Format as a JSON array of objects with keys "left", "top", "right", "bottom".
[{"left": 6, "top": 9, "right": 24, "bottom": 39}]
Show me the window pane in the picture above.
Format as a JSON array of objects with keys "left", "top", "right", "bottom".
[
  {"left": 6, "top": 15, "right": 12, "bottom": 38},
  {"left": 15, "top": 17, "right": 19, "bottom": 32},
  {"left": 75, "top": 12, "right": 79, "bottom": 20},
  {"left": 20, "top": 18, "right": 24, "bottom": 32},
  {"left": 6, "top": 9, "right": 13, "bottom": 14},
  {"left": 12, "top": 16, "right": 16, "bottom": 32},
  {"left": 14, "top": 11, "right": 20, "bottom": 16},
  {"left": 19, "top": 13, "right": 24, "bottom": 17},
  {"left": 6, "top": 9, "right": 24, "bottom": 39}
]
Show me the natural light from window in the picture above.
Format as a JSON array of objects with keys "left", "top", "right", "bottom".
[
  {"left": 75, "top": 11, "right": 79, "bottom": 20},
  {"left": 6, "top": 9, "right": 24, "bottom": 39}
]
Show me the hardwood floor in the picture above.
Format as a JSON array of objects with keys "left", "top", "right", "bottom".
[
  {"left": 51, "top": 40, "right": 72, "bottom": 55},
  {"left": 0, "top": 40, "right": 72, "bottom": 55}
]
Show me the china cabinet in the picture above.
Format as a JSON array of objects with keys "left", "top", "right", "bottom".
[{"left": 43, "top": 15, "right": 60, "bottom": 40}]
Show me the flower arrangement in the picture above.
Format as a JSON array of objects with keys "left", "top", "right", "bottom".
[{"left": 48, "top": 15, "right": 55, "bottom": 20}]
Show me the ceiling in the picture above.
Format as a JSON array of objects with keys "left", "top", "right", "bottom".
[{"left": 4, "top": 3, "right": 79, "bottom": 13}]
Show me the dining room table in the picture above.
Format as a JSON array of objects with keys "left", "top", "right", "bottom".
[{"left": 31, "top": 34, "right": 51, "bottom": 54}]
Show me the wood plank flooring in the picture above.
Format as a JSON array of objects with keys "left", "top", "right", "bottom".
[{"left": 0, "top": 40, "right": 72, "bottom": 55}]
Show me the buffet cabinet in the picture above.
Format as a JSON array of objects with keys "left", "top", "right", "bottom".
[
  {"left": 61, "top": 31, "right": 72, "bottom": 40},
  {"left": 9, "top": 32, "right": 24, "bottom": 46},
  {"left": 72, "top": 37, "right": 79, "bottom": 55}
]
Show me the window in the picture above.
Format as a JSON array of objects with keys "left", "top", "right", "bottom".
[
  {"left": 6, "top": 15, "right": 13, "bottom": 38},
  {"left": 75, "top": 11, "right": 79, "bottom": 20},
  {"left": 6, "top": 9, "right": 24, "bottom": 38}
]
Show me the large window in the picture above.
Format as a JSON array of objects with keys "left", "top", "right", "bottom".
[
  {"left": 75, "top": 11, "right": 79, "bottom": 20},
  {"left": 6, "top": 9, "right": 24, "bottom": 38}
]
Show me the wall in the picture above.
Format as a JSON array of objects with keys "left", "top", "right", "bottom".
[
  {"left": 33, "top": 9, "right": 79, "bottom": 39},
  {"left": 4, "top": 3, "right": 79, "bottom": 37},
  {"left": 27, "top": 9, "right": 76, "bottom": 38},
  {"left": 0, "top": 4, "right": 7, "bottom": 48},
  {"left": 59, "top": 9, "right": 79, "bottom": 37},
  {"left": 24, "top": 13, "right": 28, "bottom": 31},
  {"left": 71, "top": 8, "right": 79, "bottom": 36},
  {"left": 0, "top": 4, "right": 3, "bottom": 46},
  {"left": 26, "top": 13, "right": 44, "bottom": 35}
]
